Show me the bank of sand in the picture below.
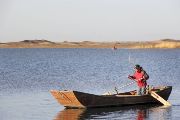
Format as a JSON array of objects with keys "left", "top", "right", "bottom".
[{"left": 0, "top": 39, "right": 180, "bottom": 48}]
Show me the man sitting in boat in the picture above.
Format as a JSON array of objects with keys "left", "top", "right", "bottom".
[{"left": 128, "top": 64, "right": 149, "bottom": 95}]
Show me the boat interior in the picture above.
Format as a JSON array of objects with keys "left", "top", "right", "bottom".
[{"left": 102, "top": 86, "right": 167, "bottom": 96}]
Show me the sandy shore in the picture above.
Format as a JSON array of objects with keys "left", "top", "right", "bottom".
[{"left": 0, "top": 39, "right": 180, "bottom": 48}]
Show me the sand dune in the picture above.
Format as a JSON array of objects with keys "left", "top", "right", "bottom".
[{"left": 0, "top": 39, "right": 179, "bottom": 48}]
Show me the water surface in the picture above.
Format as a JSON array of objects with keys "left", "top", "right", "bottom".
[{"left": 0, "top": 48, "right": 180, "bottom": 120}]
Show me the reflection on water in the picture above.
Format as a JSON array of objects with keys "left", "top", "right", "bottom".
[
  {"left": 54, "top": 109, "right": 85, "bottom": 120},
  {"left": 54, "top": 104, "right": 172, "bottom": 120}
]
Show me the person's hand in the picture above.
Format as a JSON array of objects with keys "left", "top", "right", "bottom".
[
  {"left": 138, "top": 78, "right": 144, "bottom": 81},
  {"left": 128, "top": 75, "right": 131, "bottom": 78},
  {"left": 128, "top": 75, "right": 133, "bottom": 79}
]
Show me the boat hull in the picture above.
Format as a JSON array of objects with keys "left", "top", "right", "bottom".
[{"left": 50, "top": 86, "right": 172, "bottom": 108}]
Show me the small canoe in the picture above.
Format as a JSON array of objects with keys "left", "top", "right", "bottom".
[{"left": 50, "top": 86, "right": 172, "bottom": 108}]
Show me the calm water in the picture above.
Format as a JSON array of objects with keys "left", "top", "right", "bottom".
[{"left": 0, "top": 48, "right": 180, "bottom": 120}]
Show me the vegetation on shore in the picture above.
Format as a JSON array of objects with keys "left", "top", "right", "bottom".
[{"left": 0, "top": 39, "right": 179, "bottom": 48}]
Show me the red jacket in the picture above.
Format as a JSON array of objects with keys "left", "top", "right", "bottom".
[{"left": 130, "top": 70, "right": 149, "bottom": 87}]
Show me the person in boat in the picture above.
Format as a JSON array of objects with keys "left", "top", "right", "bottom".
[{"left": 128, "top": 64, "right": 149, "bottom": 95}]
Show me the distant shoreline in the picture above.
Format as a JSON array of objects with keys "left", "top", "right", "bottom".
[{"left": 0, "top": 39, "right": 180, "bottom": 48}]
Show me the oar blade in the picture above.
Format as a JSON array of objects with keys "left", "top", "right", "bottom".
[{"left": 150, "top": 91, "right": 171, "bottom": 106}]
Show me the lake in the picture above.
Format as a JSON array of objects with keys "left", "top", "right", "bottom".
[{"left": 0, "top": 48, "right": 180, "bottom": 120}]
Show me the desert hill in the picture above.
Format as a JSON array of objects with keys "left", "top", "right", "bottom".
[{"left": 0, "top": 39, "right": 179, "bottom": 48}]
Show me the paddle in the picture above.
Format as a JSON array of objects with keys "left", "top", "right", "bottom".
[
  {"left": 103, "top": 81, "right": 136, "bottom": 95},
  {"left": 103, "top": 54, "right": 137, "bottom": 95},
  {"left": 150, "top": 91, "right": 171, "bottom": 106}
]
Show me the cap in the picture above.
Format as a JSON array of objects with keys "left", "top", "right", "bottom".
[{"left": 134, "top": 64, "right": 141, "bottom": 69}]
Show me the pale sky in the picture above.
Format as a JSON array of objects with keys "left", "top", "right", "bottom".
[{"left": 0, "top": 0, "right": 180, "bottom": 42}]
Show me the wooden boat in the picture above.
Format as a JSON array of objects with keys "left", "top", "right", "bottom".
[
  {"left": 112, "top": 45, "right": 117, "bottom": 50},
  {"left": 50, "top": 86, "right": 172, "bottom": 108}
]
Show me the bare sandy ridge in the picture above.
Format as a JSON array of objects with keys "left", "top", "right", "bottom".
[{"left": 0, "top": 39, "right": 180, "bottom": 48}]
